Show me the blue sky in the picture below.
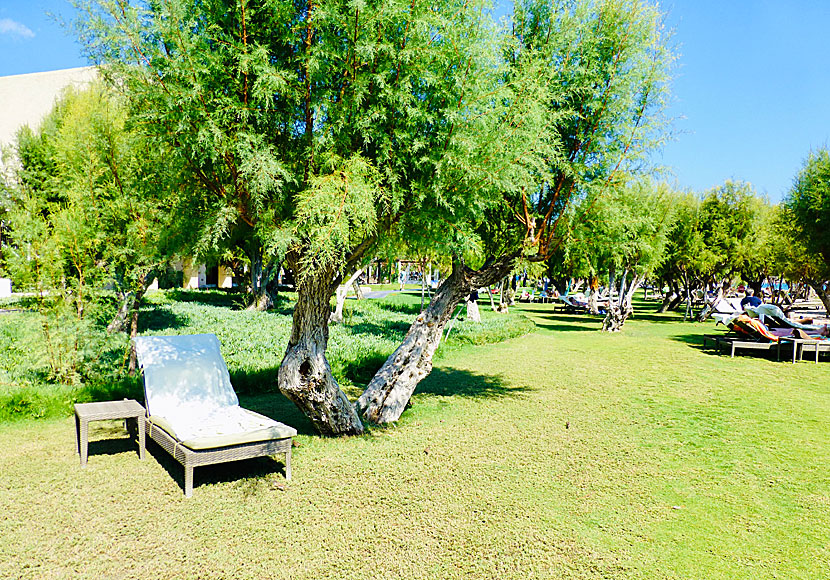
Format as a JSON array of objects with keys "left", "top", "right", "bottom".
[{"left": 2, "top": 0, "right": 829, "bottom": 202}]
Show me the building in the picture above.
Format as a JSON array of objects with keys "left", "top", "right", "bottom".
[
  {"left": 1, "top": 67, "right": 233, "bottom": 291},
  {"left": 0, "top": 67, "right": 98, "bottom": 151}
]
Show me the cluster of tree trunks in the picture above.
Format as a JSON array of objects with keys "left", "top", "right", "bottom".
[{"left": 602, "top": 271, "right": 645, "bottom": 332}]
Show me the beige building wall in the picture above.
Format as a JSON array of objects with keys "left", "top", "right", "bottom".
[
  {"left": 0, "top": 67, "right": 98, "bottom": 152},
  {"left": 218, "top": 265, "right": 234, "bottom": 289}
]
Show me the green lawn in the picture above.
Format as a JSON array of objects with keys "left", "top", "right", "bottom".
[{"left": 1, "top": 299, "right": 828, "bottom": 579}]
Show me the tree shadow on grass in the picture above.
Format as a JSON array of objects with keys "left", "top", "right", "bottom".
[
  {"left": 628, "top": 311, "right": 695, "bottom": 324},
  {"left": 346, "top": 320, "right": 411, "bottom": 339},
  {"left": 670, "top": 333, "right": 709, "bottom": 347},
  {"left": 229, "top": 368, "right": 281, "bottom": 395},
  {"left": 416, "top": 367, "right": 531, "bottom": 400},
  {"left": 371, "top": 300, "right": 422, "bottom": 316},
  {"left": 165, "top": 289, "right": 249, "bottom": 310},
  {"left": 138, "top": 307, "right": 189, "bottom": 333},
  {"left": 532, "top": 313, "right": 599, "bottom": 332},
  {"left": 670, "top": 332, "right": 790, "bottom": 361}
]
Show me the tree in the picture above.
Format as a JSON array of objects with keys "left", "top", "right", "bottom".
[
  {"left": 358, "top": 0, "right": 674, "bottom": 423},
  {"left": 784, "top": 149, "right": 830, "bottom": 315},
  {"left": 78, "top": 0, "right": 543, "bottom": 435},
  {"left": 653, "top": 192, "right": 705, "bottom": 315},
  {"left": 592, "top": 179, "right": 674, "bottom": 331},
  {"left": 3, "top": 83, "right": 175, "bottom": 378}
]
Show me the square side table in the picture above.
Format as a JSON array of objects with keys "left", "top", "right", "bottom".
[{"left": 74, "top": 399, "right": 146, "bottom": 466}]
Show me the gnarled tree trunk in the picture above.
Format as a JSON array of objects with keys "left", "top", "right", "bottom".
[
  {"left": 278, "top": 262, "right": 364, "bottom": 436},
  {"left": 357, "top": 253, "right": 518, "bottom": 424},
  {"left": 602, "top": 271, "right": 644, "bottom": 332}
]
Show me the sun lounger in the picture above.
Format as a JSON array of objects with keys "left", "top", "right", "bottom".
[{"left": 134, "top": 334, "right": 296, "bottom": 497}]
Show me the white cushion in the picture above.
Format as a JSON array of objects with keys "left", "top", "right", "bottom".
[{"left": 134, "top": 334, "right": 239, "bottom": 421}]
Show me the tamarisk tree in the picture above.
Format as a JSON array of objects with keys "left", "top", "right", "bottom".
[
  {"left": 3, "top": 83, "right": 176, "bottom": 376},
  {"left": 594, "top": 179, "right": 674, "bottom": 331},
  {"left": 358, "top": 0, "right": 674, "bottom": 423},
  {"left": 78, "top": 0, "right": 535, "bottom": 435}
]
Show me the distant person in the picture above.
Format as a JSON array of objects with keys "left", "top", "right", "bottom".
[{"left": 740, "top": 288, "right": 762, "bottom": 310}]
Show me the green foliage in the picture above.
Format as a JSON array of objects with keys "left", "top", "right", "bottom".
[
  {"left": 2, "top": 82, "right": 181, "bottom": 380},
  {"left": 512, "top": 0, "right": 674, "bottom": 259},
  {"left": 0, "top": 290, "right": 532, "bottom": 422},
  {"left": 655, "top": 181, "right": 775, "bottom": 292},
  {"left": 784, "top": 148, "right": 830, "bottom": 281},
  {"left": 557, "top": 178, "right": 674, "bottom": 284},
  {"left": 76, "top": 0, "right": 533, "bottom": 281},
  {"left": 697, "top": 180, "right": 769, "bottom": 282}
]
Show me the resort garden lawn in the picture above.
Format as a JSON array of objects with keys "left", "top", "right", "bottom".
[{"left": 0, "top": 294, "right": 828, "bottom": 579}]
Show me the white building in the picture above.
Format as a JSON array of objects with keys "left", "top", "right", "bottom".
[
  {"left": 0, "top": 66, "right": 98, "bottom": 152},
  {"left": 1, "top": 67, "right": 235, "bottom": 291}
]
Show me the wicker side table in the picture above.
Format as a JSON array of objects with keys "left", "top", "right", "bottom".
[{"left": 74, "top": 399, "right": 146, "bottom": 467}]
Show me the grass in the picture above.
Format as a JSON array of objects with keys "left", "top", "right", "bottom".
[
  {"left": 1, "top": 299, "right": 829, "bottom": 578},
  {"left": 0, "top": 289, "right": 532, "bottom": 421}
]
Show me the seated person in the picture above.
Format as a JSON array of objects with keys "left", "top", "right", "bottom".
[{"left": 740, "top": 288, "right": 762, "bottom": 310}]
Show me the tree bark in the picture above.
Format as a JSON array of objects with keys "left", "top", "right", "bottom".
[
  {"left": 602, "top": 272, "right": 643, "bottom": 332},
  {"left": 466, "top": 297, "right": 481, "bottom": 322},
  {"left": 330, "top": 264, "right": 368, "bottom": 324},
  {"left": 657, "top": 280, "right": 680, "bottom": 314},
  {"left": 247, "top": 245, "right": 279, "bottom": 311},
  {"left": 108, "top": 291, "right": 136, "bottom": 334},
  {"left": 278, "top": 262, "right": 364, "bottom": 436},
  {"left": 127, "top": 285, "right": 146, "bottom": 374},
  {"left": 808, "top": 281, "right": 830, "bottom": 317},
  {"left": 357, "top": 252, "right": 519, "bottom": 424}
]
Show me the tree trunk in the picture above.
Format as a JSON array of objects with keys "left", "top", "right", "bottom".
[
  {"left": 656, "top": 278, "right": 676, "bottom": 313},
  {"left": 420, "top": 260, "right": 427, "bottom": 310},
  {"left": 486, "top": 285, "right": 497, "bottom": 311},
  {"left": 107, "top": 291, "right": 136, "bottom": 334},
  {"left": 127, "top": 285, "right": 147, "bottom": 375},
  {"left": 330, "top": 265, "right": 368, "bottom": 324},
  {"left": 247, "top": 245, "right": 279, "bottom": 311},
  {"left": 602, "top": 273, "right": 643, "bottom": 332},
  {"left": 278, "top": 263, "right": 363, "bottom": 436},
  {"left": 357, "top": 253, "right": 518, "bottom": 424},
  {"left": 466, "top": 297, "right": 481, "bottom": 322},
  {"left": 697, "top": 285, "right": 725, "bottom": 322},
  {"left": 352, "top": 271, "right": 365, "bottom": 300},
  {"left": 808, "top": 281, "right": 830, "bottom": 317},
  {"left": 587, "top": 275, "right": 600, "bottom": 314}
]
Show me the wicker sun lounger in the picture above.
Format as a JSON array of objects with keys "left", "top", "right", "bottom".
[{"left": 134, "top": 334, "right": 296, "bottom": 497}]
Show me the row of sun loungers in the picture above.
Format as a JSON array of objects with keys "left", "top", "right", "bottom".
[{"left": 703, "top": 311, "right": 830, "bottom": 362}]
